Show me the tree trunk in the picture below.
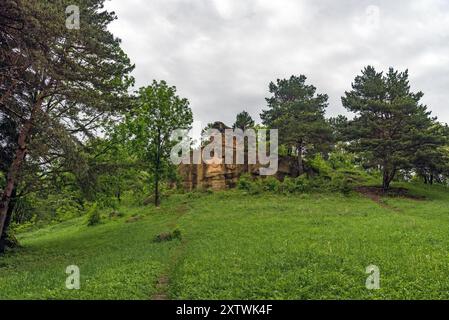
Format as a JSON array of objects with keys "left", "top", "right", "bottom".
[
  {"left": 382, "top": 171, "right": 389, "bottom": 192},
  {"left": 430, "top": 174, "right": 434, "bottom": 185},
  {"left": 297, "top": 144, "right": 304, "bottom": 176},
  {"left": 0, "top": 188, "right": 17, "bottom": 254},
  {"left": 382, "top": 166, "right": 396, "bottom": 192},
  {"left": 0, "top": 97, "right": 42, "bottom": 237}
]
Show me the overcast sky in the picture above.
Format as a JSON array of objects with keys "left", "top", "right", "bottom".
[{"left": 104, "top": 0, "right": 449, "bottom": 126}]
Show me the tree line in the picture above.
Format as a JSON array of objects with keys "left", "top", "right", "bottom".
[{"left": 1, "top": 0, "right": 448, "bottom": 253}]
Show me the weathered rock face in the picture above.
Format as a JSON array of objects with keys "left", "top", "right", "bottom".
[
  {"left": 179, "top": 153, "right": 298, "bottom": 191},
  {"left": 178, "top": 122, "right": 298, "bottom": 191},
  {"left": 179, "top": 147, "right": 252, "bottom": 191}
]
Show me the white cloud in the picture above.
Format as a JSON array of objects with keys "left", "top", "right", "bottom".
[{"left": 104, "top": 0, "right": 449, "bottom": 125}]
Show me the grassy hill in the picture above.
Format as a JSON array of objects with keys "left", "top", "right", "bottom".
[{"left": 1, "top": 183, "right": 449, "bottom": 299}]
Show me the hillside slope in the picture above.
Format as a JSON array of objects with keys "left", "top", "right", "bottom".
[{"left": 1, "top": 183, "right": 449, "bottom": 299}]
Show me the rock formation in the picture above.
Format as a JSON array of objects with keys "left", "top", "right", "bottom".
[{"left": 178, "top": 122, "right": 298, "bottom": 191}]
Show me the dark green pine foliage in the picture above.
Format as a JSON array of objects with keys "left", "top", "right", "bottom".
[
  {"left": 233, "top": 110, "right": 255, "bottom": 130},
  {"left": 0, "top": 0, "right": 134, "bottom": 243},
  {"left": 412, "top": 123, "right": 449, "bottom": 184},
  {"left": 342, "top": 66, "right": 443, "bottom": 190},
  {"left": 261, "top": 75, "right": 333, "bottom": 175}
]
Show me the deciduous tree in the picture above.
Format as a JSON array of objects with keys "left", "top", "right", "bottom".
[{"left": 123, "top": 81, "right": 193, "bottom": 206}]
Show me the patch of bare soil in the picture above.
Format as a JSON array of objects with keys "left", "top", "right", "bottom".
[
  {"left": 152, "top": 275, "right": 169, "bottom": 300},
  {"left": 355, "top": 186, "right": 425, "bottom": 211},
  {"left": 356, "top": 186, "right": 425, "bottom": 200}
]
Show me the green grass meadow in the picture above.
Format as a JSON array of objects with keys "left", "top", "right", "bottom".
[{"left": 1, "top": 183, "right": 449, "bottom": 299}]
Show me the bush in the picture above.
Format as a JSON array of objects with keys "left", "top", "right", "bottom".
[
  {"left": 2, "top": 230, "right": 20, "bottom": 250},
  {"left": 328, "top": 149, "right": 356, "bottom": 170},
  {"left": 261, "top": 176, "right": 281, "bottom": 192},
  {"left": 279, "top": 177, "right": 295, "bottom": 194},
  {"left": 86, "top": 203, "right": 101, "bottom": 226},
  {"left": 236, "top": 156, "right": 372, "bottom": 196},
  {"left": 308, "top": 154, "right": 332, "bottom": 176},
  {"left": 237, "top": 174, "right": 262, "bottom": 194},
  {"left": 237, "top": 174, "right": 253, "bottom": 191},
  {"left": 109, "top": 210, "right": 124, "bottom": 219},
  {"left": 279, "top": 176, "right": 311, "bottom": 193},
  {"left": 330, "top": 174, "right": 353, "bottom": 195},
  {"left": 97, "top": 195, "right": 119, "bottom": 210},
  {"left": 329, "top": 169, "right": 367, "bottom": 194},
  {"left": 54, "top": 199, "right": 83, "bottom": 222},
  {"left": 143, "top": 194, "right": 156, "bottom": 206},
  {"left": 153, "top": 228, "right": 182, "bottom": 242},
  {"left": 200, "top": 187, "right": 214, "bottom": 194}
]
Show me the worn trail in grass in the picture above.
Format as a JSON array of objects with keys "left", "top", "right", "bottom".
[
  {"left": 151, "top": 204, "right": 190, "bottom": 300},
  {"left": 1, "top": 183, "right": 449, "bottom": 299}
]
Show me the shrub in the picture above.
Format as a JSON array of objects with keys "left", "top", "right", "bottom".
[
  {"left": 328, "top": 149, "right": 356, "bottom": 170},
  {"left": 55, "top": 200, "right": 83, "bottom": 222},
  {"left": 143, "top": 195, "right": 155, "bottom": 206},
  {"left": 247, "top": 180, "right": 263, "bottom": 195},
  {"left": 3, "top": 230, "right": 20, "bottom": 250},
  {"left": 330, "top": 174, "right": 353, "bottom": 195},
  {"left": 328, "top": 169, "right": 370, "bottom": 195},
  {"left": 153, "top": 228, "right": 182, "bottom": 242},
  {"left": 308, "top": 175, "right": 332, "bottom": 190},
  {"left": 200, "top": 187, "right": 214, "bottom": 194},
  {"left": 237, "top": 173, "right": 253, "bottom": 191},
  {"left": 109, "top": 210, "right": 124, "bottom": 219},
  {"left": 261, "top": 176, "right": 281, "bottom": 192},
  {"left": 237, "top": 160, "right": 369, "bottom": 196},
  {"left": 237, "top": 174, "right": 262, "bottom": 194},
  {"left": 279, "top": 176, "right": 296, "bottom": 194},
  {"left": 308, "top": 154, "right": 332, "bottom": 176},
  {"left": 86, "top": 203, "right": 101, "bottom": 226},
  {"left": 293, "top": 176, "right": 312, "bottom": 193}
]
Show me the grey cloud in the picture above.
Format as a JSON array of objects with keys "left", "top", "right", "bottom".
[{"left": 105, "top": 0, "right": 449, "bottom": 126}]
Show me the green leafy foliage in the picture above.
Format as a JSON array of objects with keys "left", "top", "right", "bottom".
[
  {"left": 120, "top": 80, "right": 193, "bottom": 207},
  {"left": 237, "top": 152, "right": 371, "bottom": 195},
  {"left": 86, "top": 203, "right": 101, "bottom": 227}
]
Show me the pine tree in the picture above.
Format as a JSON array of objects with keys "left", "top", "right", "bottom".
[
  {"left": 0, "top": 0, "right": 134, "bottom": 239},
  {"left": 342, "top": 66, "right": 443, "bottom": 190},
  {"left": 261, "top": 75, "right": 333, "bottom": 175},
  {"left": 412, "top": 123, "right": 449, "bottom": 184},
  {"left": 233, "top": 111, "right": 255, "bottom": 130}
]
